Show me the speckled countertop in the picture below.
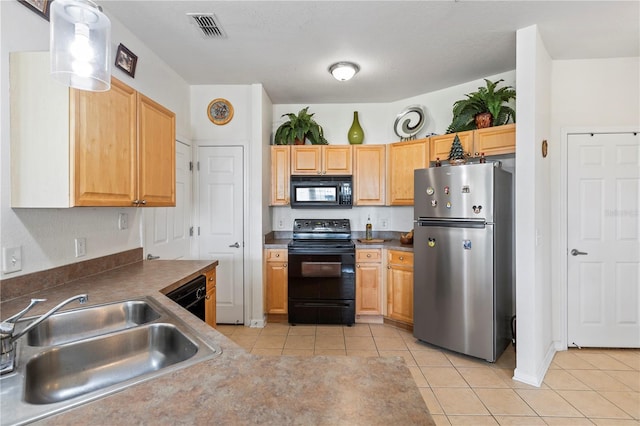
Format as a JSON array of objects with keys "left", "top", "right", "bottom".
[
  {"left": 1, "top": 260, "right": 432, "bottom": 425},
  {"left": 264, "top": 232, "right": 415, "bottom": 252}
]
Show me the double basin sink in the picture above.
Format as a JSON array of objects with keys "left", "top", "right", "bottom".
[{"left": 1, "top": 296, "right": 221, "bottom": 425}]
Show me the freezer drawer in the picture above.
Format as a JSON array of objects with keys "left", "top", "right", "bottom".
[{"left": 413, "top": 223, "right": 497, "bottom": 361}]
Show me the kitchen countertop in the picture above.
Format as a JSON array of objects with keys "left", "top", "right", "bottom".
[
  {"left": 1, "top": 260, "right": 432, "bottom": 425},
  {"left": 264, "top": 233, "right": 414, "bottom": 252}
]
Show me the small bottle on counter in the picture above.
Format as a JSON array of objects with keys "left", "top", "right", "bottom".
[
  {"left": 479, "top": 153, "right": 486, "bottom": 163},
  {"left": 435, "top": 157, "right": 441, "bottom": 167},
  {"left": 365, "top": 215, "right": 373, "bottom": 240}
]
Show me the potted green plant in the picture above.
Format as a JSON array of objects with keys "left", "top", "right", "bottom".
[
  {"left": 446, "top": 79, "right": 516, "bottom": 133},
  {"left": 274, "top": 107, "right": 328, "bottom": 145}
]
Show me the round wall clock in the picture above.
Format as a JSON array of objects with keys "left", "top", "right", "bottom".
[{"left": 207, "top": 98, "right": 234, "bottom": 125}]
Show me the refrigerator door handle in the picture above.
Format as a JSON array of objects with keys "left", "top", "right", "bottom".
[{"left": 415, "top": 218, "right": 486, "bottom": 229}]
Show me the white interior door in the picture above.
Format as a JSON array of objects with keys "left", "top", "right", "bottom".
[
  {"left": 144, "top": 140, "right": 191, "bottom": 260},
  {"left": 198, "top": 146, "right": 244, "bottom": 324},
  {"left": 567, "top": 132, "right": 640, "bottom": 347}
]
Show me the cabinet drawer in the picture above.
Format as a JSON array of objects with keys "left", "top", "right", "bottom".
[
  {"left": 356, "top": 249, "right": 382, "bottom": 263},
  {"left": 387, "top": 250, "right": 413, "bottom": 267},
  {"left": 266, "top": 249, "right": 288, "bottom": 261}
]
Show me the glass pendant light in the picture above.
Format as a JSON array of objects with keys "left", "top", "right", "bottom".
[{"left": 50, "top": 0, "right": 111, "bottom": 91}]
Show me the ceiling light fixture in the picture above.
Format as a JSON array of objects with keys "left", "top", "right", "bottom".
[
  {"left": 329, "top": 62, "right": 360, "bottom": 81},
  {"left": 50, "top": 0, "right": 111, "bottom": 91}
]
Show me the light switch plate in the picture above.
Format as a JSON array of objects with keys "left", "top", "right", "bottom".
[
  {"left": 118, "top": 212, "right": 128, "bottom": 230},
  {"left": 2, "top": 246, "right": 22, "bottom": 273},
  {"left": 75, "top": 238, "right": 87, "bottom": 257}
]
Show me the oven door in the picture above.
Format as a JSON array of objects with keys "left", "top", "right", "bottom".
[{"left": 287, "top": 249, "right": 355, "bottom": 325}]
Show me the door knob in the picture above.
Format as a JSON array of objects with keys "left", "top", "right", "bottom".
[
  {"left": 229, "top": 242, "right": 240, "bottom": 248},
  {"left": 571, "top": 249, "right": 588, "bottom": 256}
]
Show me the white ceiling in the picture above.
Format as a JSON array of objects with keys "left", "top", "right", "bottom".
[{"left": 101, "top": 1, "right": 639, "bottom": 104}]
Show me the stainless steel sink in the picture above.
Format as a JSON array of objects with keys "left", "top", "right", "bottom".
[
  {"left": 24, "top": 323, "right": 197, "bottom": 404},
  {"left": 0, "top": 296, "right": 221, "bottom": 426},
  {"left": 26, "top": 300, "right": 161, "bottom": 346}
]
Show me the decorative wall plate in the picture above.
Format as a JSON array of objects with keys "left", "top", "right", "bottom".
[
  {"left": 207, "top": 98, "right": 234, "bottom": 125},
  {"left": 393, "top": 105, "right": 426, "bottom": 140}
]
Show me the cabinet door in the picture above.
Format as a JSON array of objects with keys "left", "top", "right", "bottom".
[
  {"left": 473, "top": 124, "right": 516, "bottom": 156},
  {"left": 386, "top": 250, "right": 414, "bottom": 324},
  {"left": 428, "top": 130, "right": 474, "bottom": 162},
  {"left": 354, "top": 145, "right": 385, "bottom": 205},
  {"left": 356, "top": 249, "right": 382, "bottom": 315},
  {"left": 72, "top": 78, "right": 137, "bottom": 206},
  {"left": 387, "top": 139, "right": 428, "bottom": 205},
  {"left": 270, "top": 145, "right": 290, "bottom": 205},
  {"left": 205, "top": 268, "right": 217, "bottom": 328},
  {"left": 137, "top": 93, "right": 176, "bottom": 206},
  {"left": 323, "top": 145, "right": 352, "bottom": 175},
  {"left": 266, "top": 249, "right": 288, "bottom": 314},
  {"left": 291, "top": 146, "right": 322, "bottom": 175},
  {"left": 266, "top": 260, "right": 288, "bottom": 314},
  {"left": 387, "top": 265, "right": 414, "bottom": 324}
]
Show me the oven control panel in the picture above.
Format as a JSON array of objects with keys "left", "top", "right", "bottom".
[{"left": 293, "top": 219, "right": 350, "bottom": 233}]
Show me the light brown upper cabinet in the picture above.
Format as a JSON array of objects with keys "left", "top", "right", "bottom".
[
  {"left": 473, "top": 123, "right": 516, "bottom": 156},
  {"left": 353, "top": 145, "right": 386, "bottom": 205},
  {"left": 428, "top": 125, "right": 515, "bottom": 162},
  {"left": 428, "top": 130, "right": 474, "bottom": 163},
  {"left": 10, "top": 51, "right": 175, "bottom": 208},
  {"left": 386, "top": 139, "right": 429, "bottom": 205},
  {"left": 291, "top": 145, "right": 352, "bottom": 175},
  {"left": 270, "top": 145, "right": 291, "bottom": 206}
]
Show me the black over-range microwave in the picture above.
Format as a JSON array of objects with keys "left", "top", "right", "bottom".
[{"left": 290, "top": 175, "right": 352, "bottom": 208}]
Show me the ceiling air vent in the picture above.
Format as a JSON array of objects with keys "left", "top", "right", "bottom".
[{"left": 187, "top": 13, "right": 227, "bottom": 39}]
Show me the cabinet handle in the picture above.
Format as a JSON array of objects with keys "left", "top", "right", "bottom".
[
  {"left": 205, "top": 295, "right": 211, "bottom": 300},
  {"left": 275, "top": 253, "right": 280, "bottom": 257},
  {"left": 208, "top": 275, "right": 215, "bottom": 281},
  {"left": 283, "top": 263, "right": 287, "bottom": 267},
  {"left": 140, "top": 199, "right": 147, "bottom": 205},
  {"left": 387, "top": 266, "right": 391, "bottom": 269},
  {"left": 366, "top": 254, "right": 371, "bottom": 258},
  {"left": 399, "top": 256, "right": 404, "bottom": 261},
  {"left": 132, "top": 199, "right": 139, "bottom": 206},
  {"left": 356, "top": 264, "right": 360, "bottom": 268}
]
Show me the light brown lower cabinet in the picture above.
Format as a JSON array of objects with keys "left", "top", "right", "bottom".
[
  {"left": 355, "top": 249, "right": 383, "bottom": 316},
  {"left": 386, "top": 250, "right": 414, "bottom": 325},
  {"left": 265, "top": 249, "right": 288, "bottom": 314},
  {"left": 205, "top": 267, "right": 217, "bottom": 329}
]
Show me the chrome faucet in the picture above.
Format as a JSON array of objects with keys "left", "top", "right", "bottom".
[{"left": 0, "top": 294, "right": 88, "bottom": 374}]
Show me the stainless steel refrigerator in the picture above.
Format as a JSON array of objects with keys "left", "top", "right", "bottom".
[{"left": 413, "top": 163, "right": 513, "bottom": 362}]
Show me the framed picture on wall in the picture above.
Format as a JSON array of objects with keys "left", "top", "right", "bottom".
[
  {"left": 115, "top": 43, "right": 138, "bottom": 78},
  {"left": 19, "top": 0, "right": 52, "bottom": 20}
]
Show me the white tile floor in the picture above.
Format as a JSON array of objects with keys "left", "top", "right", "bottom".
[{"left": 218, "top": 322, "right": 640, "bottom": 425}]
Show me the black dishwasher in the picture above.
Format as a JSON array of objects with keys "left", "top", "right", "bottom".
[{"left": 166, "top": 275, "right": 207, "bottom": 321}]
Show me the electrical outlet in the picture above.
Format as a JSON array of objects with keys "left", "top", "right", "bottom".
[
  {"left": 2, "top": 246, "right": 22, "bottom": 273},
  {"left": 118, "top": 212, "right": 128, "bottom": 230},
  {"left": 278, "top": 219, "right": 284, "bottom": 229},
  {"left": 75, "top": 238, "right": 87, "bottom": 257},
  {"left": 380, "top": 218, "right": 388, "bottom": 229}
]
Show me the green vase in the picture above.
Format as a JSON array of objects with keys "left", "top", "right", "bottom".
[{"left": 348, "top": 111, "right": 364, "bottom": 144}]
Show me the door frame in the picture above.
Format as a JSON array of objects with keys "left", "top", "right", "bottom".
[
  {"left": 193, "top": 142, "right": 248, "bottom": 325},
  {"left": 557, "top": 126, "right": 639, "bottom": 349}
]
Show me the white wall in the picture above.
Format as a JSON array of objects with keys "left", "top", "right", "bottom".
[
  {"left": 190, "top": 83, "right": 271, "bottom": 326},
  {"left": 271, "top": 70, "right": 516, "bottom": 233},
  {"left": 549, "top": 57, "right": 640, "bottom": 347},
  {"left": 514, "top": 25, "right": 554, "bottom": 387},
  {"left": 0, "top": 1, "right": 190, "bottom": 280}
]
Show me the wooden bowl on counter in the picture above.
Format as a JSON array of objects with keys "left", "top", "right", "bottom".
[{"left": 399, "top": 236, "right": 413, "bottom": 245}]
